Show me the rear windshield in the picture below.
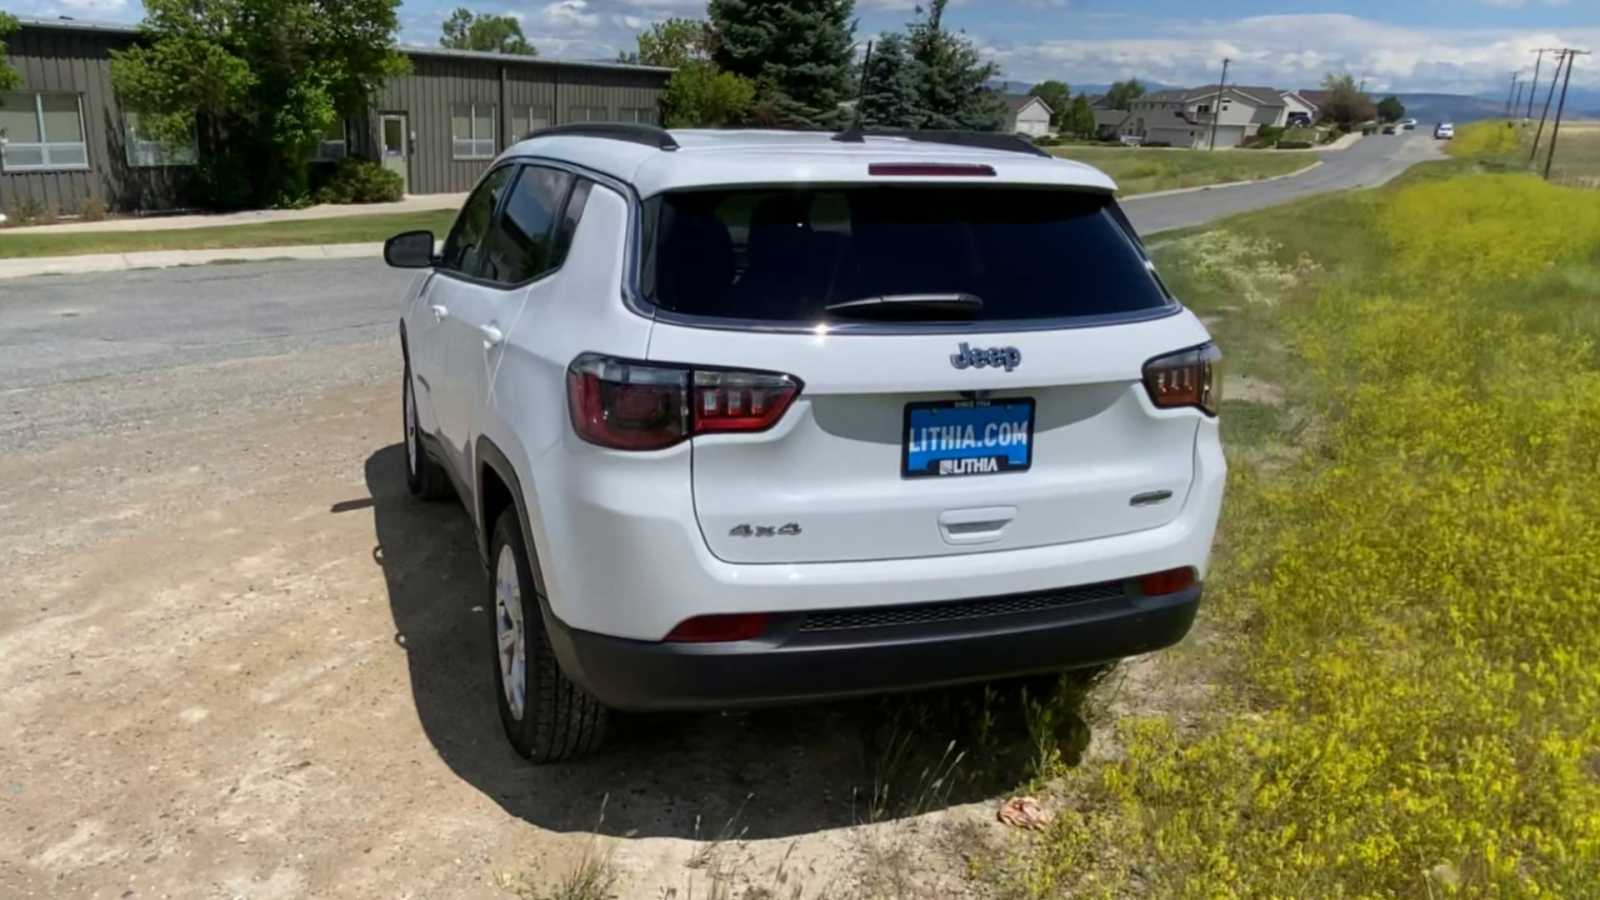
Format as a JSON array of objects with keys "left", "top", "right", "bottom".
[{"left": 642, "top": 186, "right": 1170, "bottom": 324}]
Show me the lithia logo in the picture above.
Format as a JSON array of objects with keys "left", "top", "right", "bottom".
[{"left": 950, "top": 342, "right": 1022, "bottom": 372}]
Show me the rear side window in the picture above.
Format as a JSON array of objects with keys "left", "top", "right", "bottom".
[
  {"left": 645, "top": 187, "right": 1170, "bottom": 324},
  {"left": 478, "top": 165, "right": 573, "bottom": 284}
]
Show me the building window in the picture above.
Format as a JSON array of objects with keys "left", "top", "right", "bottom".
[
  {"left": 0, "top": 92, "right": 89, "bottom": 172},
  {"left": 312, "top": 119, "right": 348, "bottom": 162},
  {"left": 617, "top": 107, "right": 659, "bottom": 125},
  {"left": 510, "top": 106, "right": 553, "bottom": 139},
  {"left": 568, "top": 106, "right": 610, "bottom": 123},
  {"left": 451, "top": 103, "right": 497, "bottom": 160},
  {"left": 124, "top": 112, "right": 198, "bottom": 168}
]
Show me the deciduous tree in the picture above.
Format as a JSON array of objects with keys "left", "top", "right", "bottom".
[
  {"left": 440, "top": 8, "right": 535, "bottom": 55},
  {"left": 708, "top": 0, "right": 856, "bottom": 128},
  {"left": 662, "top": 61, "right": 756, "bottom": 127},
  {"left": 620, "top": 18, "right": 708, "bottom": 68},
  {"left": 1069, "top": 93, "right": 1096, "bottom": 138},
  {"left": 1319, "top": 73, "right": 1376, "bottom": 129},
  {"left": 1104, "top": 78, "right": 1146, "bottom": 110},
  {"left": 1029, "top": 79, "right": 1071, "bottom": 130},
  {"left": 0, "top": 14, "right": 21, "bottom": 91},
  {"left": 111, "top": 0, "right": 409, "bottom": 209},
  {"left": 1376, "top": 95, "right": 1406, "bottom": 123}
]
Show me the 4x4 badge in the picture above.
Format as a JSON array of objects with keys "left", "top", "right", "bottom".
[{"left": 950, "top": 342, "right": 1022, "bottom": 372}]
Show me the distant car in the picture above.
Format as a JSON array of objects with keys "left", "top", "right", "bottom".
[
  {"left": 1435, "top": 123, "right": 1455, "bottom": 140},
  {"left": 1401, "top": 119, "right": 1417, "bottom": 130},
  {"left": 1382, "top": 124, "right": 1398, "bottom": 135}
]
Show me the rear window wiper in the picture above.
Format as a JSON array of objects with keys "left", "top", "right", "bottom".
[{"left": 823, "top": 293, "right": 984, "bottom": 319}]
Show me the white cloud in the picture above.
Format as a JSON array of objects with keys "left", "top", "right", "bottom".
[{"left": 540, "top": 0, "right": 601, "bottom": 31}]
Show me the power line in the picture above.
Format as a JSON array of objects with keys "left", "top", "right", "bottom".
[
  {"left": 1208, "top": 57, "right": 1229, "bottom": 151},
  {"left": 1545, "top": 49, "right": 1591, "bottom": 181}
]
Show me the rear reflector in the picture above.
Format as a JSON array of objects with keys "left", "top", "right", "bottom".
[
  {"left": 868, "top": 162, "right": 997, "bottom": 177},
  {"left": 567, "top": 354, "right": 801, "bottom": 450},
  {"left": 1137, "top": 567, "right": 1197, "bottom": 596},
  {"left": 665, "top": 613, "right": 771, "bottom": 643}
]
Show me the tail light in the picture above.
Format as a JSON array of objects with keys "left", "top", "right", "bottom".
[
  {"left": 1137, "top": 567, "right": 1197, "bottom": 596},
  {"left": 567, "top": 354, "right": 801, "bottom": 450},
  {"left": 1143, "top": 343, "right": 1221, "bottom": 415}
]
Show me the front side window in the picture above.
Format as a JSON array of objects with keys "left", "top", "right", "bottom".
[
  {"left": 124, "top": 112, "right": 198, "bottom": 168},
  {"left": 646, "top": 186, "right": 1170, "bottom": 324},
  {"left": 451, "top": 103, "right": 496, "bottom": 160},
  {"left": 478, "top": 166, "right": 573, "bottom": 284},
  {"left": 441, "top": 165, "right": 514, "bottom": 276},
  {"left": 0, "top": 92, "right": 89, "bottom": 171},
  {"left": 510, "top": 106, "right": 552, "bottom": 139}
]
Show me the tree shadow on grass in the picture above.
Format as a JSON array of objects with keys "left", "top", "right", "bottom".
[{"left": 364, "top": 443, "right": 1096, "bottom": 840}]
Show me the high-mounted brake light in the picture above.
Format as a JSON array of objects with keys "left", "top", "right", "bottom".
[
  {"left": 567, "top": 354, "right": 801, "bottom": 450},
  {"left": 868, "top": 162, "right": 997, "bottom": 177},
  {"left": 1142, "top": 343, "right": 1221, "bottom": 416}
]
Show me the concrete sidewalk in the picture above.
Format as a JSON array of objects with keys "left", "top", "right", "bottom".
[
  {"left": 0, "top": 193, "right": 466, "bottom": 235},
  {"left": 0, "top": 243, "right": 382, "bottom": 280}
]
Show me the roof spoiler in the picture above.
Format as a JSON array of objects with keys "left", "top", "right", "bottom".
[
  {"left": 523, "top": 123, "right": 679, "bottom": 151},
  {"left": 831, "top": 128, "right": 1052, "bottom": 159}
]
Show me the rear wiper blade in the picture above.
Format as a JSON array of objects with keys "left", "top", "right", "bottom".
[{"left": 824, "top": 293, "right": 984, "bottom": 318}]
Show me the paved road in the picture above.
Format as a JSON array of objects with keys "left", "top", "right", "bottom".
[
  {"left": 1124, "top": 131, "right": 1444, "bottom": 235},
  {"left": 0, "top": 133, "right": 1442, "bottom": 393}
]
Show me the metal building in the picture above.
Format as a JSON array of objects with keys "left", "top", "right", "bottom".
[{"left": 0, "top": 17, "right": 670, "bottom": 215}]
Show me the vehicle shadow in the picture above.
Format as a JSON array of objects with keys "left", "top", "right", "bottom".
[{"left": 365, "top": 443, "right": 1095, "bottom": 840}]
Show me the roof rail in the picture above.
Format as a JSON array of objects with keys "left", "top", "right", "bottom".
[
  {"left": 832, "top": 128, "right": 1052, "bottom": 159},
  {"left": 523, "top": 123, "right": 679, "bottom": 151}
]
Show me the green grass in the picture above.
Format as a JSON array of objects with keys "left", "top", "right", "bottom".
[
  {"left": 990, "top": 165, "right": 1600, "bottom": 897},
  {"left": 0, "top": 209, "right": 456, "bottom": 259},
  {"left": 1450, "top": 119, "right": 1600, "bottom": 189},
  {"left": 1050, "top": 146, "right": 1315, "bottom": 196}
]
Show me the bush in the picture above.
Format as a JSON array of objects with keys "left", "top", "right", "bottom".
[
  {"left": 1250, "top": 125, "right": 1286, "bottom": 148},
  {"left": 313, "top": 159, "right": 404, "bottom": 204},
  {"left": 1276, "top": 140, "right": 1314, "bottom": 150},
  {"left": 78, "top": 196, "right": 108, "bottom": 222},
  {"left": 4, "top": 196, "right": 46, "bottom": 226}
]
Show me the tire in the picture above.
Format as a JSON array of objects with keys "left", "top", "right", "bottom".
[
  {"left": 402, "top": 356, "right": 452, "bottom": 501},
  {"left": 488, "top": 508, "right": 609, "bottom": 762}
]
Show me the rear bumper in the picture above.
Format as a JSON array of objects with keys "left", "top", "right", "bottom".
[{"left": 543, "top": 582, "right": 1200, "bottom": 711}]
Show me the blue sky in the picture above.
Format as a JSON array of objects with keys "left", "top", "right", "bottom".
[{"left": 12, "top": 0, "right": 1599, "bottom": 94}]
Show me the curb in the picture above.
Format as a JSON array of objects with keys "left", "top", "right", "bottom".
[
  {"left": 0, "top": 242, "right": 383, "bottom": 280},
  {"left": 1122, "top": 160, "right": 1324, "bottom": 202}
]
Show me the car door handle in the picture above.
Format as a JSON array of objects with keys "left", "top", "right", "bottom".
[
  {"left": 479, "top": 324, "right": 504, "bottom": 348},
  {"left": 430, "top": 304, "right": 449, "bottom": 322}
]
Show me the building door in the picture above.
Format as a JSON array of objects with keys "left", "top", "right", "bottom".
[{"left": 381, "top": 113, "right": 409, "bottom": 194}]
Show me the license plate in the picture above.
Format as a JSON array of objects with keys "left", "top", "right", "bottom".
[{"left": 902, "top": 399, "right": 1035, "bottom": 478}]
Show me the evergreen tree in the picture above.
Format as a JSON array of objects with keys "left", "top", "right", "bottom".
[
  {"left": 708, "top": 0, "right": 856, "bottom": 128},
  {"left": 857, "top": 34, "right": 920, "bottom": 128},
  {"left": 904, "top": 0, "right": 1004, "bottom": 131}
]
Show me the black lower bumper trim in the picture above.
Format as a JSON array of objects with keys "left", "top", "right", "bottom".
[{"left": 542, "top": 584, "right": 1201, "bottom": 712}]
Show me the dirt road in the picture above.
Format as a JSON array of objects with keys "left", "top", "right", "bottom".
[{"left": 0, "top": 318, "right": 1008, "bottom": 898}]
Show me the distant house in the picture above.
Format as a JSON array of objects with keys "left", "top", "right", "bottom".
[
  {"left": 1092, "top": 109, "right": 1132, "bottom": 141},
  {"left": 1281, "top": 91, "right": 1319, "bottom": 125},
  {"left": 1123, "top": 84, "right": 1288, "bottom": 149},
  {"left": 1003, "top": 95, "right": 1053, "bottom": 138}
]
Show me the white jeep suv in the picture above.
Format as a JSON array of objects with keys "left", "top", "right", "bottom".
[{"left": 384, "top": 124, "right": 1225, "bottom": 762}]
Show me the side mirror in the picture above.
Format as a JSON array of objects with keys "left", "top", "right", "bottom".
[{"left": 384, "top": 230, "right": 437, "bottom": 269}]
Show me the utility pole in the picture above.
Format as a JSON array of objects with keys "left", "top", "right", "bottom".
[
  {"left": 1545, "top": 49, "right": 1590, "bottom": 181},
  {"left": 1528, "top": 48, "right": 1557, "bottom": 119},
  {"left": 1530, "top": 50, "right": 1566, "bottom": 165},
  {"left": 1513, "top": 79, "right": 1525, "bottom": 117},
  {"left": 1208, "top": 57, "right": 1230, "bottom": 151},
  {"left": 1504, "top": 71, "right": 1520, "bottom": 117}
]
